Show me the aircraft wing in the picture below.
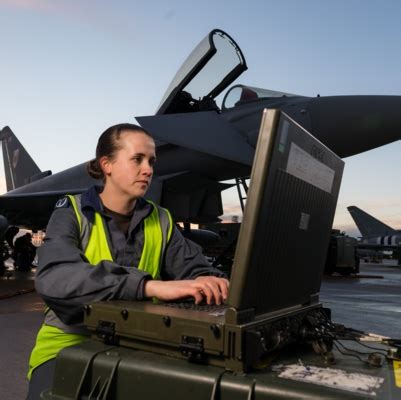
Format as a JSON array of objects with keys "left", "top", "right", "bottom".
[
  {"left": 0, "top": 171, "right": 234, "bottom": 229},
  {"left": 137, "top": 111, "right": 254, "bottom": 166},
  {"left": 0, "top": 190, "right": 84, "bottom": 230}
]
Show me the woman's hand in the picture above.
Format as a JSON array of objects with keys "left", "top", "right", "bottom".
[{"left": 144, "top": 276, "right": 229, "bottom": 305}]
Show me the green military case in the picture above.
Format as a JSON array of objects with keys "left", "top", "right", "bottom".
[
  {"left": 42, "top": 339, "right": 401, "bottom": 399},
  {"left": 83, "top": 300, "right": 329, "bottom": 372}
]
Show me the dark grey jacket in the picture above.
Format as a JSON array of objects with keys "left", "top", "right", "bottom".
[{"left": 35, "top": 186, "right": 224, "bottom": 325}]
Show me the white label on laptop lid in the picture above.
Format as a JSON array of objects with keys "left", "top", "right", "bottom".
[
  {"left": 299, "top": 212, "right": 310, "bottom": 230},
  {"left": 286, "top": 143, "right": 335, "bottom": 194}
]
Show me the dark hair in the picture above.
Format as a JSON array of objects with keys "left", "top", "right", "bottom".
[{"left": 87, "top": 123, "right": 153, "bottom": 180}]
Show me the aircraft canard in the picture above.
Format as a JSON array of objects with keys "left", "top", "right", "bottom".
[{"left": 2, "top": 28, "right": 401, "bottom": 231}]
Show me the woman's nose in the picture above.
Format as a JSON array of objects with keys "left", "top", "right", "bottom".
[{"left": 142, "top": 161, "right": 153, "bottom": 175}]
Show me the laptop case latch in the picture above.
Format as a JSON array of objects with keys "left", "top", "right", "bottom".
[
  {"left": 96, "top": 320, "right": 118, "bottom": 345},
  {"left": 180, "top": 335, "right": 204, "bottom": 360}
]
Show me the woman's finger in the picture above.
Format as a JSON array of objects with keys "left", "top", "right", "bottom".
[
  {"left": 205, "top": 281, "right": 222, "bottom": 305},
  {"left": 188, "top": 286, "right": 204, "bottom": 304},
  {"left": 218, "top": 279, "right": 229, "bottom": 301},
  {"left": 198, "top": 283, "right": 213, "bottom": 304}
]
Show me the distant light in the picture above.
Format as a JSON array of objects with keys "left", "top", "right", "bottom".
[{"left": 32, "top": 231, "right": 45, "bottom": 247}]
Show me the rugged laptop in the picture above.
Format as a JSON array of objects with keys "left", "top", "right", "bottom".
[{"left": 85, "top": 109, "right": 345, "bottom": 371}]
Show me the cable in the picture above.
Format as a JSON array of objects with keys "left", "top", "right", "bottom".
[
  {"left": 333, "top": 342, "right": 366, "bottom": 364},
  {"left": 353, "top": 339, "right": 389, "bottom": 354},
  {"left": 338, "top": 340, "right": 387, "bottom": 358},
  {"left": 334, "top": 341, "right": 385, "bottom": 367}
]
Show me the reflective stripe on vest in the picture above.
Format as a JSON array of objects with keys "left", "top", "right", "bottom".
[
  {"left": 67, "top": 194, "right": 173, "bottom": 279},
  {"left": 28, "top": 195, "right": 173, "bottom": 379}
]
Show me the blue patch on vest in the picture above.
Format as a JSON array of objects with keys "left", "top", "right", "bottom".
[{"left": 55, "top": 197, "right": 70, "bottom": 209}]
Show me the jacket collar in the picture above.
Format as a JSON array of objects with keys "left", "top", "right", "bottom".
[{"left": 80, "top": 186, "right": 152, "bottom": 223}]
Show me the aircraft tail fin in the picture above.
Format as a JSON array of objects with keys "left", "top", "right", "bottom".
[
  {"left": 347, "top": 205, "right": 396, "bottom": 237},
  {"left": 0, "top": 126, "right": 42, "bottom": 191}
]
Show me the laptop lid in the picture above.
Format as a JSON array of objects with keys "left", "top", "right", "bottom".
[{"left": 227, "top": 109, "right": 344, "bottom": 316}]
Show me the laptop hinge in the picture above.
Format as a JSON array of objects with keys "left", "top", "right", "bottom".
[
  {"left": 302, "top": 292, "right": 320, "bottom": 306},
  {"left": 225, "top": 307, "right": 255, "bottom": 325}
]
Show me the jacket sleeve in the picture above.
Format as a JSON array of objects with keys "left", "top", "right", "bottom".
[
  {"left": 160, "top": 225, "right": 226, "bottom": 280},
  {"left": 35, "top": 206, "right": 151, "bottom": 324}
]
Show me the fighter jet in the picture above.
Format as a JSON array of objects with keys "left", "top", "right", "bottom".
[
  {"left": 1, "top": 28, "right": 401, "bottom": 231},
  {"left": 347, "top": 205, "right": 401, "bottom": 248}
]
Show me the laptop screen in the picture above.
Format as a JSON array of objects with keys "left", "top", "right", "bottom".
[{"left": 228, "top": 110, "right": 344, "bottom": 316}]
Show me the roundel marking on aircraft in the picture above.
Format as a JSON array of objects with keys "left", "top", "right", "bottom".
[{"left": 55, "top": 197, "right": 69, "bottom": 208}]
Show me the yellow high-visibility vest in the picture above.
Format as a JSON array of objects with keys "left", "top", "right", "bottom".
[{"left": 28, "top": 195, "right": 172, "bottom": 378}]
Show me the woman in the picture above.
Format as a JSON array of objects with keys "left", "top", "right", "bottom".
[{"left": 27, "top": 123, "right": 228, "bottom": 399}]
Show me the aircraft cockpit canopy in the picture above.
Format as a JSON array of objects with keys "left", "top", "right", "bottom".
[
  {"left": 157, "top": 29, "right": 247, "bottom": 115},
  {"left": 222, "top": 85, "right": 300, "bottom": 110}
]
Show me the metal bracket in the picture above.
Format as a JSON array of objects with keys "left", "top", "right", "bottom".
[
  {"left": 180, "top": 335, "right": 204, "bottom": 360},
  {"left": 96, "top": 320, "right": 118, "bottom": 345}
]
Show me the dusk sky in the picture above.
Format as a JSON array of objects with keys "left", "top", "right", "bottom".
[{"left": 1, "top": 0, "right": 401, "bottom": 237}]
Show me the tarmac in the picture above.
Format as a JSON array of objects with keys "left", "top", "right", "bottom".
[
  {"left": 0, "top": 266, "right": 44, "bottom": 400},
  {"left": 1, "top": 261, "right": 400, "bottom": 399},
  {"left": 0, "top": 268, "right": 36, "bottom": 300}
]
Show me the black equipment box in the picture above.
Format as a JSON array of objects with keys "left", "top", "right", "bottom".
[{"left": 41, "top": 339, "right": 401, "bottom": 399}]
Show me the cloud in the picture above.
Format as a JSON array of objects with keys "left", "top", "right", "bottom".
[
  {"left": 0, "top": 0, "right": 58, "bottom": 13},
  {"left": 0, "top": 0, "right": 96, "bottom": 20},
  {"left": 0, "top": 0, "right": 138, "bottom": 40},
  {"left": 164, "top": 8, "right": 176, "bottom": 20}
]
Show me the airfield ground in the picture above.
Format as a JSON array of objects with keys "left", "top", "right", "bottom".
[{"left": 0, "top": 262, "right": 400, "bottom": 399}]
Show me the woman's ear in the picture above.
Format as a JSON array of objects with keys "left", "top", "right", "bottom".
[{"left": 99, "top": 156, "right": 112, "bottom": 176}]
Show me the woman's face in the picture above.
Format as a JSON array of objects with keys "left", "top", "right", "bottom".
[{"left": 102, "top": 131, "right": 156, "bottom": 200}]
